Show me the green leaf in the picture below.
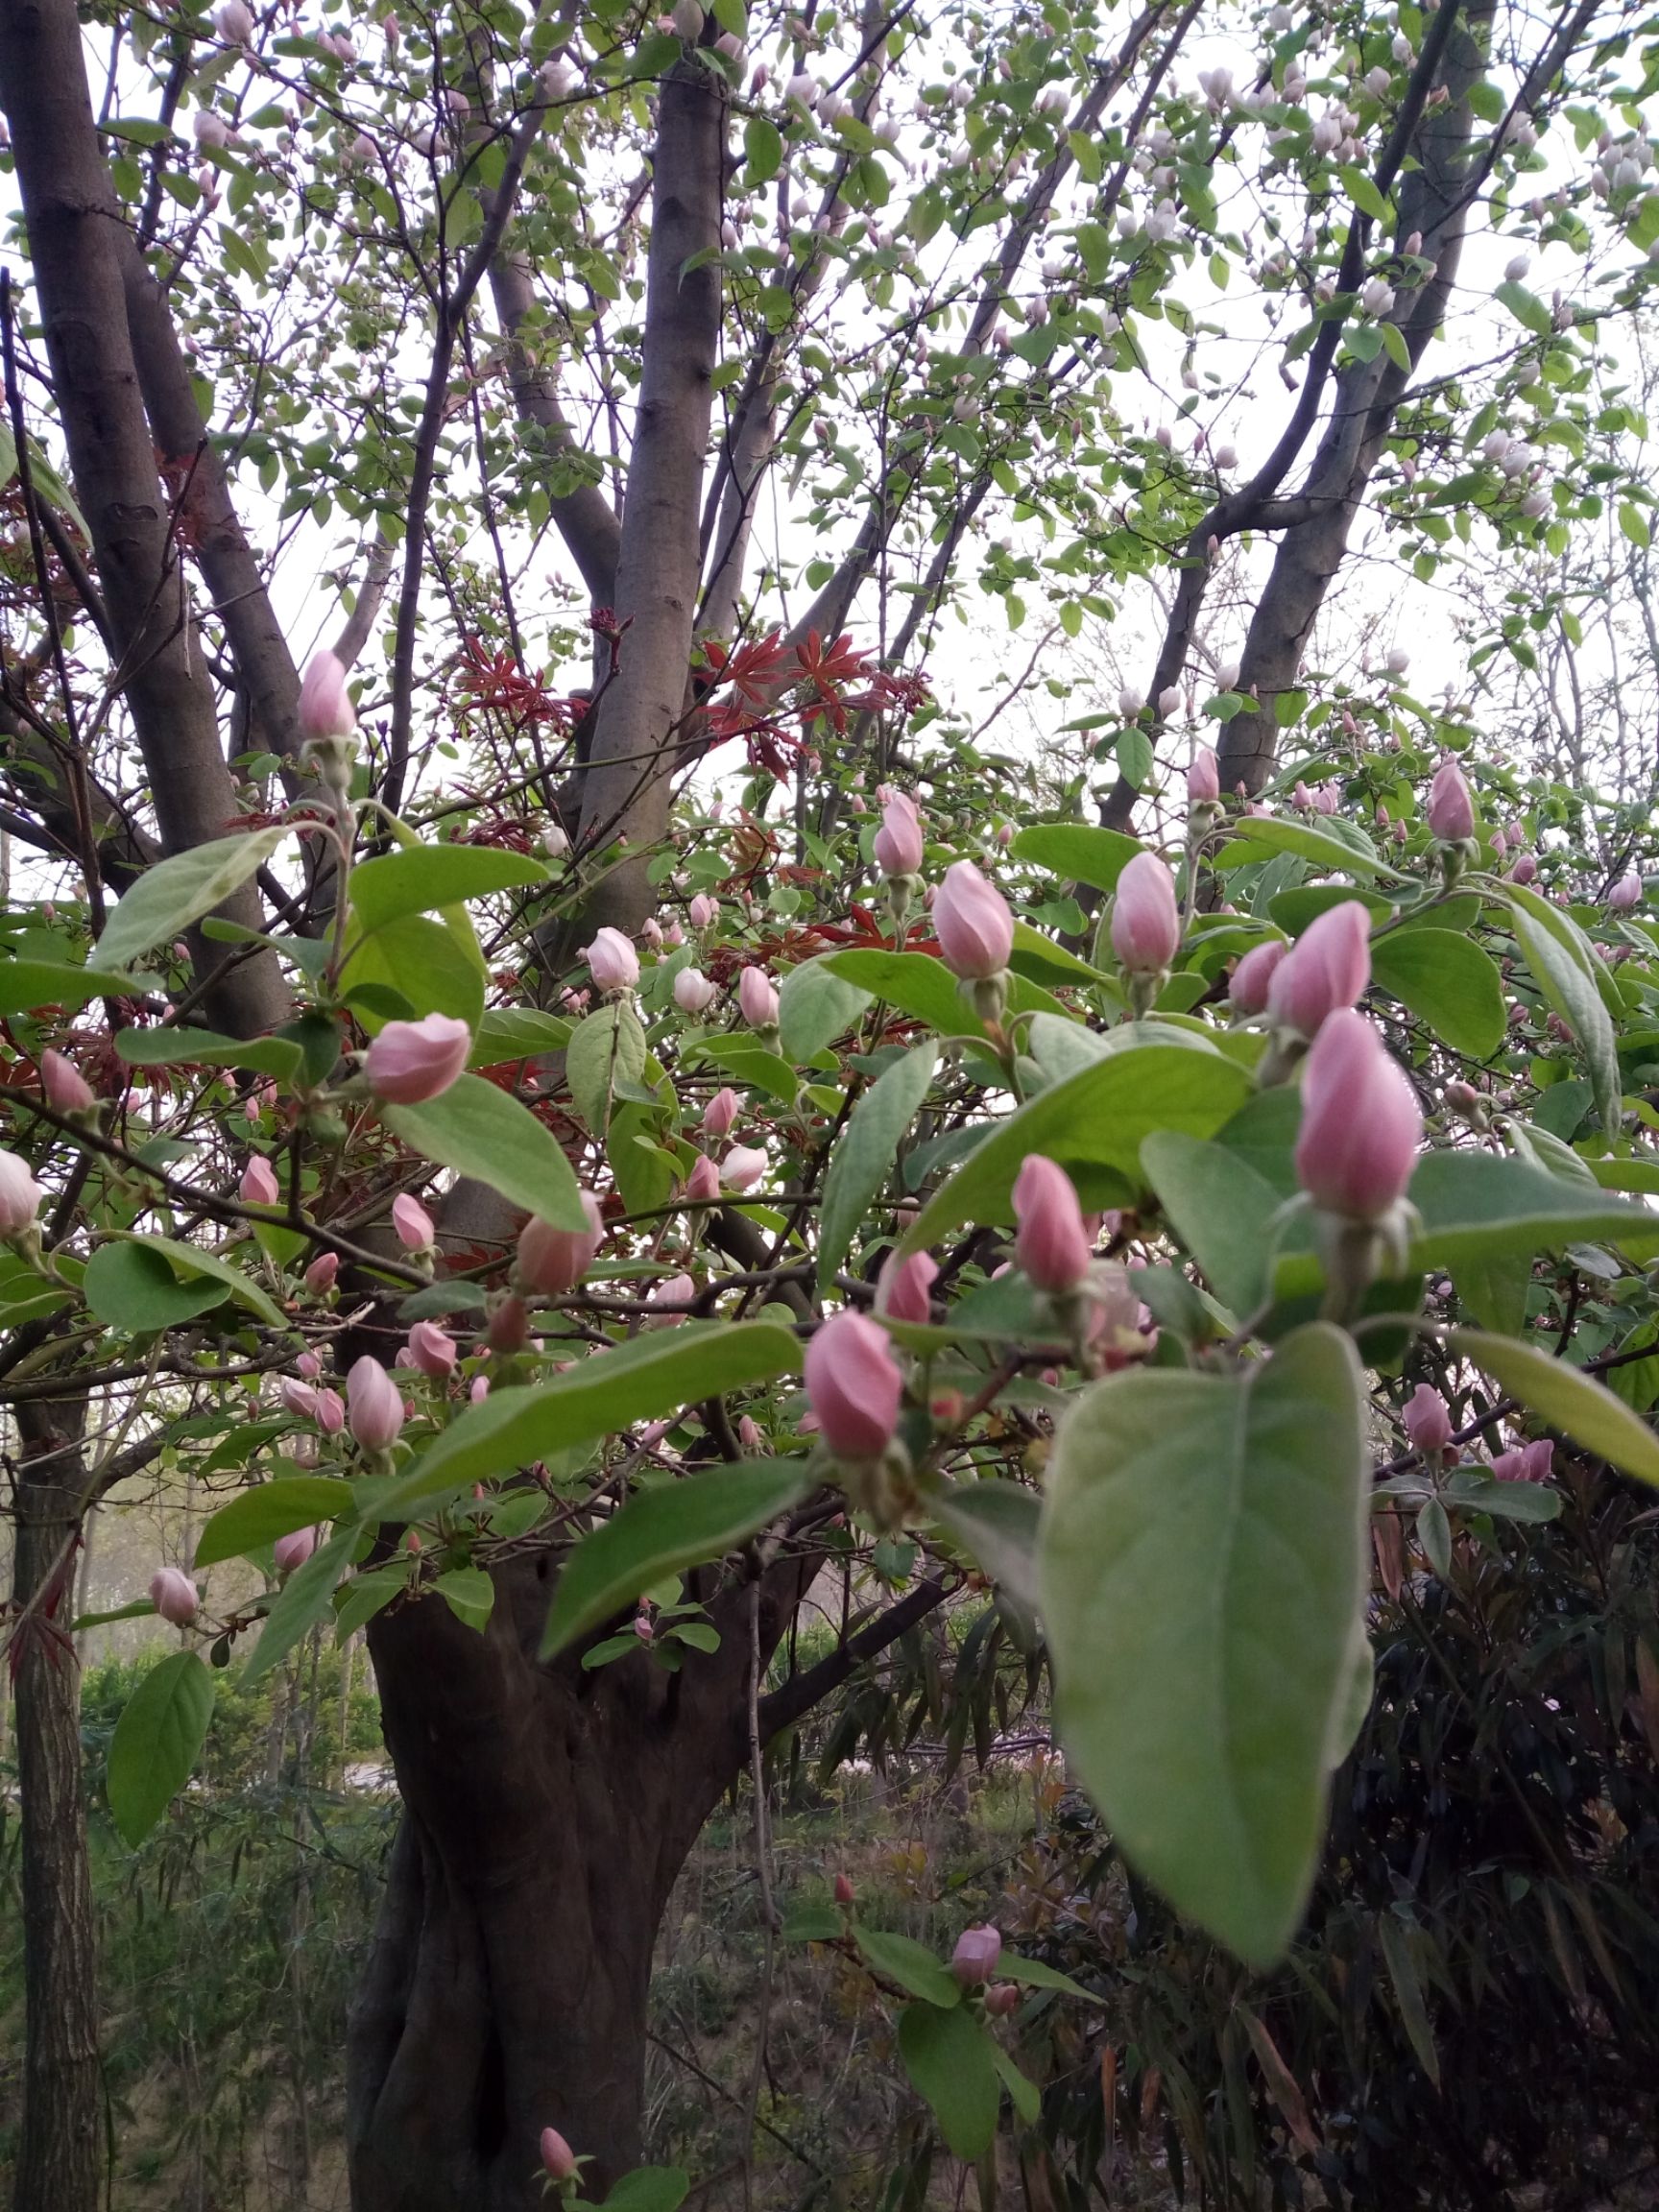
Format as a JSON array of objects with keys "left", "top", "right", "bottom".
[
  {"left": 566, "top": 1000, "right": 648, "bottom": 1136},
  {"left": 541, "top": 1459, "right": 809, "bottom": 1656},
  {"left": 115, "top": 1023, "right": 305, "bottom": 1080},
  {"left": 340, "top": 910, "right": 486, "bottom": 1030},
  {"left": 331, "top": 1566, "right": 408, "bottom": 1643},
  {"left": 382, "top": 1072, "right": 586, "bottom": 1230},
  {"left": 897, "top": 2001, "right": 1000, "bottom": 2158},
  {"left": 348, "top": 845, "right": 547, "bottom": 927},
  {"left": 993, "top": 2045, "right": 1042, "bottom": 2127},
  {"left": 781, "top": 1900, "right": 844, "bottom": 1943},
  {"left": 107, "top": 1650, "right": 216, "bottom": 1847},
  {"left": 241, "top": 1525, "right": 357, "bottom": 1686},
  {"left": 1377, "top": 1914, "right": 1441, "bottom": 2086},
  {"left": 1451, "top": 1328, "right": 1659, "bottom": 1486},
  {"left": 84, "top": 1240, "right": 229, "bottom": 1331},
  {"left": 1340, "top": 161, "right": 1389, "bottom": 222},
  {"left": 1495, "top": 277, "right": 1553, "bottom": 339},
  {"left": 1370, "top": 929, "right": 1506, "bottom": 1059},
  {"left": 999, "top": 1954, "right": 1094, "bottom": 2001},
  {"left": 1010, "top": 821, "right": 1142, "bottom": 891},
  {"left": 743, "top": 111, "right": 783, "bottom": 183},
  {"left": 1038, "top": 1323, "right": 1369, "bottom": 1965},
  {"left": 434, "top": 1565, "right": 495, "bottom": 1630},
  {"left": 92, "top": 1231, "right": 289, "bottom": 1330},
  {"left": 854, "top": 1925, "right": 962, "bottom": 2008},
  {"left": 470, "top": 1007, "right": 572, "bottom": 1067},
  {"left": 690, "top": 1037, "right": 799, "bottom": 1105},
  {"left": 821, "top": 950, "right": 1066, "bottom": 1039},
  {"left": 778, "top": 957, "right": 872, "bottom": 1062},
  {"left": 818, "top": 1044, "right": 937, "bottom": 1288},
  {"left": 1007, "top": 920, "right": 1108, "bottom": 990},
  {"left": 98, "top": 829, "right": 292, "bottom": 969},
  {"left": 931, "top": 1481, "right": 1041, "bottom": 1614},
  {"left": 1408, "top": 1151, "right": 1659, "bottom": 1268},
  {"left": 192, "top": 1477, "right": 356, "bottom": 1567},
  {"left": 596, "top": 2168, "right": 689, "bottom": 2212},
  {"left": 1503, "top": 883, "right": 1622, "bottom": 1132},
  {"left": 1216, "top": 814, "right": 1397, "bottom": 879},
  {"left": 0, "top": 958, "right": 152, "bottom": 1016},
  {"left": 373, "top": 1322, "right": 801, "bottom": 1516},
  {"left": 1140, "top": 1131, "right": 1284, "bottom": 1315},
  {"left": 897, "top": 1046, "right": 1252, "bottom": 1258}
]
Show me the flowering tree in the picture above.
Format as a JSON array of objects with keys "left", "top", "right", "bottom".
[{"left": 5, "top": 0, "right": 1659, "bottom": 2206}]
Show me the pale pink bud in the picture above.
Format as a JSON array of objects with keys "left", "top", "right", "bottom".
[
  {"left": 0, "top": 1150, "right": 42, "bottom": 1238},
  {"left": 280, "top": 1376, "right": 320, "bottom": 1421},
  {"left": 805, "top": 1310, "right": 903, "bottom": 1459},
  {"left": 1292, "top": 781, "right": 1313, "bottom": 810},
  {"left": 738, "top": 968, "right": 780, "bottom": 1027},
  {"left": 193, "top": 110, "right": 230, "bottom": 149},
  {"left": 241, "top": 1155, "right": 280, "bottom": 1208},
  {"left": 1266, "top": 900, "right": 1371, "bottom": 1039},
  {"left": 40, "top": 1049, "right": 94, "bottom": 1114},
  {"left": 298, "top": 649, "right": 355, "bottom": 743},
  {"left": 407, "top": 1320, "right": 458, "bottom": 1378},
  {"left": 215, "top": 0, "right": 255, "bottom": 40},
  {"left": 1187, "top": 748, "right": 1219, "bottom": 805},
  {"left": 1608, "top": 872, "right": 1643, "bottom": 911},
  {"left": 641, "top": 918, "right": 663, "bottom": 950},
  {"left": 365, "top": 1013, "right": 471, "bottom": 1104},
  {"left": 1508, "top": 853, "right": 1539, "bottom": 885},
  {"left": 150, "top": 1568, "right": 198, "bottom": 1625},
  {"left": 540, "top": 2128, "right": 578, "bottom": 2182},
  {"left": 1157, "top": 685, "right": 1183, "bottom": 719},
  {"left": 516, "top": 1190, "right": 605, "bottom": 1297},
  {"left": 273, "top": 1527, "right": 318, "bottom": 1575},
  {"left": 873, "top": 791, "right": 925, "bottom": 878},
  {"left": 663, "top": 922, "right": 685, "bottom": 949},
  {"left": 689, "top": 893, "right": 717, "bottom": 930},
  {"left": 315, "top": 1386, "right": 345, "bottom": 1433},
  {"left": 1229, "top": 938, "right": 1286, "bottom": 1015},
  {"left": 950, "top": 1925, "right": 1001, "bottom": 1985},
  {"left": 834, "top": 1872, "right": 855, "bottom": 1906},
  {"left": 646, "top": 1272, "right": 696, "bottom": 1326},
  {"left": 673, "top": 967, "right": 718, "bottom": 1015},
  {"left": 469, "top": 1375, "right": 491, "bottom": 1402},
  {"left": 721, "top": 1145, "right": 768, "bottom": 1192},
  {"left": 1110, "top": 851, "right": 1181, "bottom": 974},
  {"left": 703, "top": 1087, "right": 739, "bottom": 1138},
  {"left": 1294, "top": 1009, "right": 1422, "bottom": 1220},
  {"left": 1493, "top": 1438, "right": 1553, "bottom": 1482},
  {"left": 1427, "top": 759, "right": 1475, "bottom": 842},
  {"left": 486, "top": 1295, "right": 532, "bottom": 1353},
  {"left": 933, "top": 860, "right": 1015, "bottom": 981},
  {"left": 1118, "top": 684, "right": 1145, "bottom": 719},
  {"left": 684, "top": 1153, "right": 721, "bottom": 1206},
  {"left": 582, "top": 926, "right": 639, "bottom": 994},
  {"left": 392, "top": 1192, "right": 435, "bottom": 1251},
  {"left": 738, "top": 1415, "right": 763, "bottom": 1450},
  {"left": 877, "top": 1248, "right": 939, "bottom": 1324},
  {"left": 348, "top": 1356, "right": 405, "bottom": 1452},
  {"left": 984, "top": 1983, "right": 1021, "bottom": 2018},
  {"left": 1012, "top": 1155, "right": 1094, "bottom": 1292},
  {"left": 304, "top": 1251, "right": 339, "bottom": 1293},
  {"left": 1402, "top": 1383, "right": 1453, "bottom": 1455}
]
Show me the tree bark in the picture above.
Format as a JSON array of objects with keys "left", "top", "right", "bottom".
[{"left": 10, "top": 1398, "right": 101, "bottom": 2212}]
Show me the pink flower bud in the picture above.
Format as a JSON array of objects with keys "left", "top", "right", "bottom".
[
  {"left": 834, "top": 1872, "right": 855, "bottom": 1906},
  {"left": 721, "top": 1144, "right": 768, "bottom": 1192},
  {"left": 1608, "top": 872, "right": 1643, "bottom": 911},
  {"left": 1427, "top": 759, "right": 1476, "bottom": 842},
  {"left": 804, "top": 1310, "right": 903, "bottom": 1459},
  {"left": 516, "top": 1190, "right": 605, "bottom": 1297},
  {"left": 1294, "top": 1010, "right": 1422, "bottom": 1220},
  {"left": 273, "top": 1526, "right": 318, "bottom": 1575},
  {"left": 1012, "top": 1155, "right": 1094, "bottom": 1292},
  {"left": 1402, "top": 1382, "right": 1453, "bottom": 1455},
  {"left": 646, "top": 1271, "right": 696, "bottom": 1327},
  {"left": 1292, "top": 781, "right": 1313, "bottom": 810},
  {"left": 641, "top": 918, "right": 663, "bottom": 951},
  {"left": 689, "top": 893, "right": 717, "bottom": 930},
  {"left": 298, "top": 649, "right": 355, "bottom": 743},
  {"left": 540, "top": 2128, "right": 578, "bottom": 2182},
  {"left": 348, "top": 1356, "right": 405, "bottom": 1452},
  {"left": 1111, "top": 851, "right": 1181, "bottom": 975},
  {"left": 486, "top": 1294, "right": 532, "bottom": 1354},
  {"left": 1229, "top": 938, "right": 1286, "bottom": 1015},
  {"left": 874, "top": 790, "right": 925, "bottom": 878},
  {"left": 315, "top": 1386, "right": 345, "bottom": 1433},
  {"left": 1187, "top": 748, "right": 1220, "bottom": 804},
  {"left": 684, "top": 1153, "right": 721, "bottom": 1206},
  {"left": 1507, "top": 853, "right": 1539, "bottom": 885},
  {"left": 469, "top": 1374, "right": 491, "bottom": 1402},
  {"left": 933, "top": 860, "right": 1015, "bottom": 981},
  {"left": 303, "top": 1251, "right": 339, "bottom": 1293},
  {"left": 877, "top": 1248, "right": 939, "bottom": 1324},
  {"left": 1493, "top": 1437, "right": 1553, "bottom": 1482},
  {"left": 241, "top": 1155, "right": 280, "bottom": 1208},
  {"left": 365, "top": 1013, "right": 471, "bottom": 1105},
  {"left": 296, "top": 1351, "right": 322, "bottom": 1380},
  {"left": 673, "top": 967, "right": 717, "bottom": 1015},
  {"left": 583, "top": 926, "right": 639, "bottom": 993},
  {"left": 950, "top": 1925, "right": 1001, "bottom": 1986},
  {"left": 1158, "top": 685, "right": 1184, "bottom": 719},
  {"left": 0, "top": 1151, "right": 43, "bottom": 1238},
  {"left": 738, "top": 968, "right": 780, "bottom": 1028},
  {"left": 392, "top": 1192, "right": 435, "bottom": 1251},
  {"left": 150, "top": 1567, "right": 198, "bottom": 1626},
  {"left": 1266, "top": 900, "right": 1371, "bottom": 1040},
  {"left": 407, "top": 1320, "right": 458, "bottom": 1378},
  {"left": 738, "top": 1414, "right": 763, "bottom": 1450},
  {"left": 984, "top": 1982, "right": 1021, "bottom": 2018},
  {"left": 703, "top": 1087, "right": 739, "bottom": 1138},
  {"left": 40, "top": 1049, "right": 94, "bottom": 1114}
]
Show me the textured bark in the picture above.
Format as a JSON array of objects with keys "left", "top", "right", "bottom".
[
  {"left": 0, "top": 0, "right": 282, "bottom": 1036},
  {"left": 572, "top": 59, "right": 725, "bottom": 936},
  {"left": 10, "top": 1399, "right": 101, "bottom": 2212}
]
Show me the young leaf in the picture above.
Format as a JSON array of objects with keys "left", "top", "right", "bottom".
[
  {"left": 116, "top": 1024, "right": 306, "bottom": 1081},
  {"left": 931, "top": 1480, "right": 1041, "bottom": 1614},
  {"left": 854, "top": 1926, "right": 962, "bottom": 2008},
  {"left": 778, "top": 956, "right": 872, "bottom": 1062},
  {"left": 1409, "top": 1152, "right": 1659, "bottom": 1268},
  {"left": 434, "top": 1566, "right": 495, "bottom": 1630},
  {"left": 97, "top": 828, "right": 292, "bottom": 969},
  {"left": 1009, "top": 821, "right": 1142, "bottom": 891},
  {"left": 1501, "top": 883, "right": 1622, "bottom": 1132},
  {"left": 348, "top": 845, "right": 547, "bottom": 927},
  {"left": 242, "top": 1525, "right": 358, "bottom": 1686},
  {"left": 1370, "top": 929, "right": 1506, "bottom": 1059},
  {"left": 381, "top": 1072, "right": 587, "bottom": 1230},
  {"left": 897, "top": 2000, "right": 1001, "bottom": 2158},
  {"left": 106, "top": 1650, "right": 217, "bottom": 1848},
  {"left": 0, "top": 958, "right": 151, "bottom": 1018},
  {"left": 566, "top": 1001, "right": 648, "bottom": 1137},
  {"left": 1450, "top": 1327, "right": 1659, "bottom": 1486},
  {"left": 541, "top": 1459, "right": 809, "bottom": 1656},
  {"left": 84, "top": 1241, "right": 230, "bottom": 1332},
  {"left": 817, "top": 1042, "right": 936, "bottom": 1288},
  {"left": 192, "top": 1477, "right": 356, "bottom": 1567},
  {"left": 1140, "top": 1131, "right": 1285, "bottom": 1315},
  {"left": 1038, "top": 1323, "right": 1369, "bottom": 1966},
  {"left": 594, "top": 2168, "right": 689, "bottom": 2212}
]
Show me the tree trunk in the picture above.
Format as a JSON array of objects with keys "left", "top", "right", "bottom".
[
  {"left": 10, "top": 1400, "right": 101, "bottom": 2212},
  {"left": 347, "top": 1550, "right": 805, "bottom": 2210}
]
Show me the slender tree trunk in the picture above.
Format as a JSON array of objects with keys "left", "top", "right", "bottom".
[{"left": 10, "top": 1400, "right": 100, "bottom": 2212}]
